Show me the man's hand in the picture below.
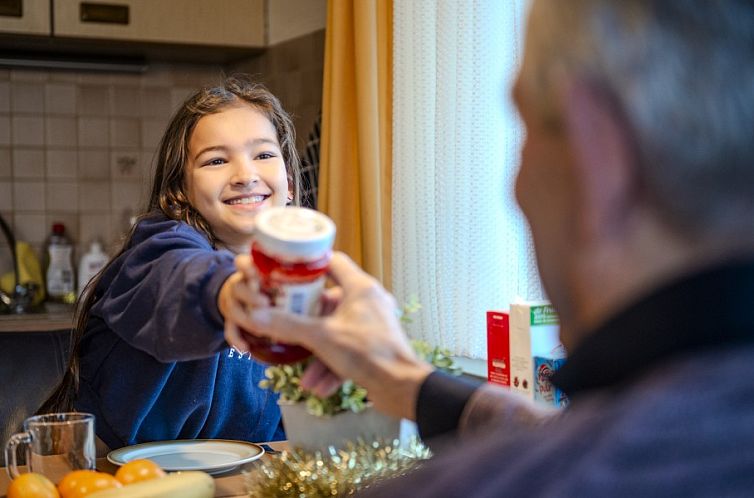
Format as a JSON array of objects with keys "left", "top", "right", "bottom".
[{"left": 246, "top": 251, "right": 434, "bottom": 421}]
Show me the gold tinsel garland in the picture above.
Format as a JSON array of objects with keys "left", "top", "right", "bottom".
[{"left": 245, "top": 438, "right": 432, "bottom": 497}]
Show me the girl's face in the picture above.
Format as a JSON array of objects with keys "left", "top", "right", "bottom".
[{"left": 186, "top": 104, "right": 289, "bottom": 253}]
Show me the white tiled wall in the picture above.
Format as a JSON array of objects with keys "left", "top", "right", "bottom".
[
  {"left": 0, "top": 63, "right": 225, "bottom": 276},
  {"left": 0, "top": 31, "right": 326, "bottom": 279}
]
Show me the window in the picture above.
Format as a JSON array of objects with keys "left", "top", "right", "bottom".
[{"left": 392, "top": 0, "right": 541, "bottom": 360}]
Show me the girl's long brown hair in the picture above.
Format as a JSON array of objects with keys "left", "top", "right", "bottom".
[{"left": 39, "top": 74, "right": 301, "bottom": 414}]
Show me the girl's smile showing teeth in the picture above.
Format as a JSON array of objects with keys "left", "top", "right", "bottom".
[{"left": 225, "top": 194, "right": 269, "bottom": 206}]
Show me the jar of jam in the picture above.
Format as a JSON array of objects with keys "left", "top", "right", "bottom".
[{"left": 243, "top": 207, "right": 336, "bottom": 364}]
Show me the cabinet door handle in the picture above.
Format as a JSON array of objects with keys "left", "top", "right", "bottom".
[
  {"left": 79, "top": 2, "right": 129, "bottom": 25},
  {"left": 0, "top": 0, "right": 23, "bottom": 18}
]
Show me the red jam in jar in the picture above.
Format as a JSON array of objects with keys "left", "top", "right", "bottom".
[{"left": 242, "top": 207, "right": 336, "bottom": 364}]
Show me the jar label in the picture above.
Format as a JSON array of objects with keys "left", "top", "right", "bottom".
[{"left": 274, "top": 276, "right": 326, "bottom": 316}]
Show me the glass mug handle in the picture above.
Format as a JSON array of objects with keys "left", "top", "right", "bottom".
[{"left": 4, "top": 430, "right": 32, "bottom": 479}]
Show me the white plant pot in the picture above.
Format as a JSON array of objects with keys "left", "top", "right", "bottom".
[{"left": 279, "top": 401, "right": 417, "bottom": 453}]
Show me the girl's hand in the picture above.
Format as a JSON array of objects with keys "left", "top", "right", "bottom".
[{"left": 218, "top": 255, "right": 268, "bottom": 352}]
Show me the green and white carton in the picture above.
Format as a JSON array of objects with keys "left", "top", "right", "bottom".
[{"left": 509, "top": 301, "right": 566, "bottom": 404}]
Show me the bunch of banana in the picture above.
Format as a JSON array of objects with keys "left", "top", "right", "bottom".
[{"left": 87, "top": 471, "right": 214, "bottom": 498}]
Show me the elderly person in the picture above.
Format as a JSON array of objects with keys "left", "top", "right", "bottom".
[{"left": 229, "top": 0, "right": 754, "bottom": 495}]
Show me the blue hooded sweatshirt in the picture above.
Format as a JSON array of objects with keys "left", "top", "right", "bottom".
[{"left": 75, "top": 214, "right": 284, "bottom": 449}]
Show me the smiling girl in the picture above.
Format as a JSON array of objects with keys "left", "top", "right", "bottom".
[{"left": 40, "top": 75, "right": 299, "bottom": 450}]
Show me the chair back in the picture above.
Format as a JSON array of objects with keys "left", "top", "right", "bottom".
[{"left": 0, "top": 330, "right": 70, "bottom": 466}]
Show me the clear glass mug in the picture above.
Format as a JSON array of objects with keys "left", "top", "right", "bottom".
[{"left": 4, "top": 412, "right": 96, "bottom": 483}]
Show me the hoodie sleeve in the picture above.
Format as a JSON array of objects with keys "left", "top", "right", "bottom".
[{"left": 90, "top": 219, "right": 237, "bottom": 362}]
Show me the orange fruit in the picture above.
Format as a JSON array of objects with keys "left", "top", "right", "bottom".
[
  {"left": 113, "top": 459, "right": 166, "bottom": 485},
  {"left": 57, "top": 471, "right": 121, "bottom": 498},
  {"left": 57, "top": 471, "right": 97, "bottom": 498},
  {"left": 7, "top": 472, "right": 59, "bottom": 498}
]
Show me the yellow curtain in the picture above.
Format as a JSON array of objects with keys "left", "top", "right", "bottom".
[{"left": 319, "top": 0, "right": 393, "bottom": 287}]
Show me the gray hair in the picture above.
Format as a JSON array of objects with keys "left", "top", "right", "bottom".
[{"left": 525, "top": 0, "right": 754, "bottom": 240}]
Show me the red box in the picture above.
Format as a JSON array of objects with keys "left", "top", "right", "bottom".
[{"left": 487, "top": 311, "right": 510, "bottom": 387}]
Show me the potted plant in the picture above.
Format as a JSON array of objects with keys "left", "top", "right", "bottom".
[{"left": 259, "top": 299, "right": 461, "bottom": 452}]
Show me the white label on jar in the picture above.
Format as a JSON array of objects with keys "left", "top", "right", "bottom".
[{"left": 275, "top": 276, "right": 326, "bottom": 316}]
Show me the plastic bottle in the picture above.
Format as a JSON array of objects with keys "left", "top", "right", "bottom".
[
  {"left": 45, "top": 223, "right": 76, "bottom": 304},
  {"left": 243, "top": 207, "right": 336, "bottom": 364},
  {"left": 77, "top": 241, "right": 109, "bottom": 297}
]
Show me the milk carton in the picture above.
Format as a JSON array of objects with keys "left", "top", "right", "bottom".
[
  {"left": 510, "top": 301, "right": 567, "bottom": 406},
  {"left": 486, "top": 311, "right": 510, "bottom": 387}
]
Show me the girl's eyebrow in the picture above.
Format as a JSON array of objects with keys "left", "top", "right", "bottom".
[
  {"left": 193, "top": 138, "right": 279, "bottom": 161},
  {"left": 194, "top": 145, "right": 228, "bottom": 161}
]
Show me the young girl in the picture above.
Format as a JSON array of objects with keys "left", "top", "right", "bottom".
[{"left": 40, "top": 74, "right": 300, "bottom": 450}]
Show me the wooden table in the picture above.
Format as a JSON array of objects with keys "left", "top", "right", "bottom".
[{"left": 0, "top": 441, "right": 287, "bottom": 498}]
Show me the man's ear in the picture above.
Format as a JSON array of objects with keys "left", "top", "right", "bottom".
[{"left": 560, "top": 78, "right": 639, "bottom": 243}]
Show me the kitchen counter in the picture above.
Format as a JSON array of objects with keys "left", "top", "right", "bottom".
[{"left": 0, "top": 303, "right": 74, "bottom": 332}]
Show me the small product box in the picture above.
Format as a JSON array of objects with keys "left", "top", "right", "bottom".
[
  {"left": 486, "top": 311, "right": 510, "bottom": 387},
  {"left": 533, "top": 355, "right": 568, "bottom": 407},
  {"left": 510, "top": 301, "right": 567, "bottom": 406}
]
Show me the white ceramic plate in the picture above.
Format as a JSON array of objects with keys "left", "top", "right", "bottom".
[{"left": 107, "top": 439, "right": 265, "bottom": 475}]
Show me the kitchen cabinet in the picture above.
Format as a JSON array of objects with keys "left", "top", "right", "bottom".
[
  {"left": 53, "top": 0, "right": 264, "bottom": 48},
  {"left": 0, "top": 0, "right": 265, "bottom": 64},
  {"left": 0, "top": 0, "right": 50, "bottom": 35}
]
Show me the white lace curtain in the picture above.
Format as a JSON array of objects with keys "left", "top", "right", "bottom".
[{"left": 392, "top": 0, "right": 542, "bottom": 359}]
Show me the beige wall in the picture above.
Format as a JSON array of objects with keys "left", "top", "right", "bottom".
[{"left": 232, "top": 29, "right": 325, "bottom": 153}]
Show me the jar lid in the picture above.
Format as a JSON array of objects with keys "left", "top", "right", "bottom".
[{"left": 253, "top": 207, "right": 336, "bottom": 261}]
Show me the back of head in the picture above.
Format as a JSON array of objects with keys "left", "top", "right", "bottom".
[{"left": 526, "top": 0, "right": 754, "bottom": 243}]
